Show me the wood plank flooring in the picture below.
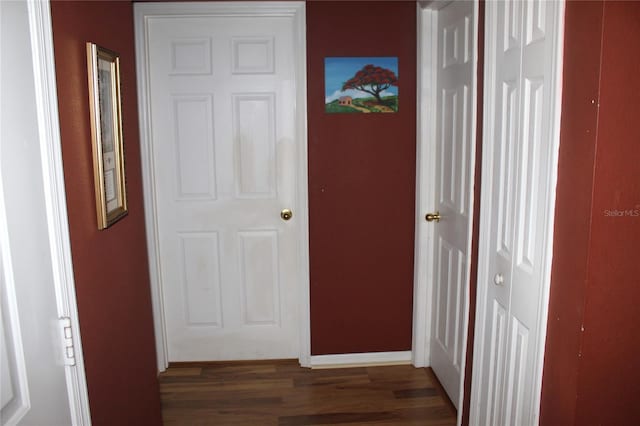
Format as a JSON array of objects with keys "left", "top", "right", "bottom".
[{"left": 159, "top": 360, "right": 456, "bottom": 425}]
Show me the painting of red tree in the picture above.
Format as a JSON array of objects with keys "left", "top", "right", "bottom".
[
  {"left": 325, "top": 57, "right": 398, "bottom": 114},
  {"left": 342, "top": 64, "right": 398, "bottom": 104}
]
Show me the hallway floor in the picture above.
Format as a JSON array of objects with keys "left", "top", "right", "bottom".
[{"left": 159, "top": 360, "right": 456, "bottom": 425}]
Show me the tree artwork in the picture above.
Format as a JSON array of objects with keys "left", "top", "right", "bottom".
[
  {"left": 325, "top": 57, "right": 398, "bottom": 114},
  {"left": 341, "top": 64, "right": 398, "bottom": 104}
]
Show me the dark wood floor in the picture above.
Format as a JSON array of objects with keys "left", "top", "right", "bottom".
[{"left": 159, "top": 360, "right": 457, "bottom": 425}]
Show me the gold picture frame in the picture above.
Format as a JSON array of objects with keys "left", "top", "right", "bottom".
[{"left": 86, "top": 42, "right": 127, "bottom": 229}]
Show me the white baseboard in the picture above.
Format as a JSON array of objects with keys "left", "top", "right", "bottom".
[{"left": 309, "top": 351, "right": 413, "bottom": 369}]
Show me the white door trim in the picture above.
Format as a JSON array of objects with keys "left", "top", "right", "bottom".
[
  {"left": 469, "top": 1, "right": 565, "bottom": 423},
  {"left": 26, "top": 0, "right": 92, "bottom": 423},
  {"left": 414, "top": 2, "right": 478, "bottom": 423},
  {"left": 412, "top": 2, "right": 438, "bottom": 370},
  {"left": 134, "top": 1, "right": 310, "bottom": 371}
]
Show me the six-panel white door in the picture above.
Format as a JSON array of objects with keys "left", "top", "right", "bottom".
[
  {"left": 471, "top": 0, "right": 563, "bottom": 424},
  {"left": 429, "top": 0, "right": 476, "bottom": 410},
  {"left": 146, "top": 14, "right": 302, "bottom": 361}
]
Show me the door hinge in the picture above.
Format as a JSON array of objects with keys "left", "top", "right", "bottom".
[{"left": 58, "top": 317, "right": 76, "bottom": 366}]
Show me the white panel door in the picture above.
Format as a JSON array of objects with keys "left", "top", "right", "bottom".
[
  {"left": 147, "top": 12, "right": 302, "bottom": 361},
  {"left": 429, "top": 0, "right": 476, "bottom": 410},
  {"left": 472, "top": 0, "right": 563, "bottom": 424}
]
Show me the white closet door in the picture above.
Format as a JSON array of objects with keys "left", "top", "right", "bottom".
[{"left": 471, "top": 0, "right": 564, "bottom": 424}]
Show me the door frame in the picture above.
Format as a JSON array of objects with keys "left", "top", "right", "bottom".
[
  {"left": 469, "top": 0, "right": 565, "bottom": 422},
  {"left": 413, "top": 0, "right": 478, "bottom": 422},
  {"left": 134, "top": 1, "right": 311, "bottom": 371},
  {"left": 12, "top": 0, "right": 92, "bottom": 422}
]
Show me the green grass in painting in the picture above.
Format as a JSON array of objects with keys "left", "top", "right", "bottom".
[
  {"left": 325, "top": 101, "right": 361, "bottom": 113},
  {"left": 325, "top": 95, "right": 398, "bottom": 113},
  {"left": 383, "top": 95, "right": 399, "bottom": 111},
  {"left": 353, "top": 96, "right": 398, "bottom": 112}
]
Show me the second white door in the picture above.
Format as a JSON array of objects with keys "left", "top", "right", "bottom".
[
  {"left": 143, "top": 6, "right": 305, "bottom": 361},
  {"left": 429, "top": 0, "right": 476, "bottom": 410}
]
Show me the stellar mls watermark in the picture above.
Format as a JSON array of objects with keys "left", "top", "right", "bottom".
[{"left": 603, "top": 205, "right": 640, "bottom": 218}]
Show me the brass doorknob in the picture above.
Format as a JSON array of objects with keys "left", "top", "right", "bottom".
[
  {"left": 281, "top": 209, "right": 293, "bottom": 221},
  {"left": 425, "top": 211, "right": 441, "bottom": 223}
]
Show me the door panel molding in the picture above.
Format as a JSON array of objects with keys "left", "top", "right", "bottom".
[
  {"left": 0, "top": 148, "right": 30, "bottom": 426},
  {"left": 134, "top": 1, "right": 310, "bottom": 370}
]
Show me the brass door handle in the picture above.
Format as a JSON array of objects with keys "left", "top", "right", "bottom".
[
  {"left": 281, "top": 208, "right": 293, "bottom": 221},
  {"left": 425, "top": 211, "right": 441, "bottom": 223}
]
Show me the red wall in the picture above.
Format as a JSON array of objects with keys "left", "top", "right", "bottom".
[
  {"left": 542, "top": 1, "right": 640, "bottom": 424},
  {"left": 540, "top": 2, "right": 602, "bottom": 423},
  {"left": 307, "top": 1, "right": 416, "bottom": 354},
  {"left": 50, "top": 1, "right": 162, "bottom": 425},
  {"left": 573, "top": 1, "right": 640, "bottom": 421}
]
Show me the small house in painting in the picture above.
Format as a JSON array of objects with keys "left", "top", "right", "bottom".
[{"left": 338, "top": 96, "right": 352, "bottom": 106}]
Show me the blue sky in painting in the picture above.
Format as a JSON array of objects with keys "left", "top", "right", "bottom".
[{"left": 324, "top": 57, "right": 398, "bottom": 103}]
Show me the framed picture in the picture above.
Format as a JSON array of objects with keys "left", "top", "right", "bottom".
[
  {"left": 325, "top": 57, "right": 399, "bottom": 114},
  {"left": 86, "top": 42, "right": 127, "bottom": 229}
]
